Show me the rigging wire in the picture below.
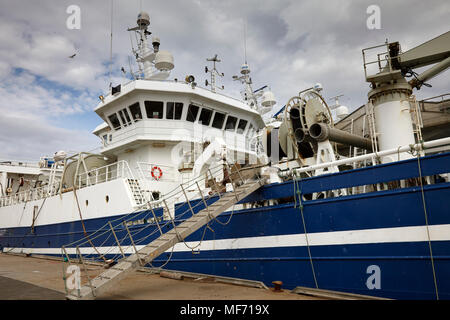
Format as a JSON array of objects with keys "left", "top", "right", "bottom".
[
  {"left": 294, "top": 175, "right": 319, "bottom": 289},
  {"left": 413, "top": 143, "right": 439, "bottom": 300}
]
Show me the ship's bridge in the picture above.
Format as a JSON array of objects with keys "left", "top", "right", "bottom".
[
  {"left": 93, "top": 79, "right": 264, "bottom": 153},
  {"left": 92, "top": 79, "right": 266, "bottom": 195}
]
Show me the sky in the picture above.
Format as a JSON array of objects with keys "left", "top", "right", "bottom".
[{"left": 0, "top": 0, "right": 448, "bottom": 161}]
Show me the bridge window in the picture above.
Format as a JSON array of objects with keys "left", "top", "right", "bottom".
[
  {"left": 237, "top": 119, "right": 248, "bottom": 134},
  {"left": 122, "top": 108, "right": 132, "bottom": 125},
  {"left": 187, "top": 104, "right": 200, "bottom": 122},
  {"left": 212, "top": 111, "right": 225, "bottom": 129},
  {"left": 225, "top": 116, "right": 238, "bottom": 131},
  {"left": 118, "top": 110, "right": 131, "bottom": 127},
  {"left": 108, "top": 113, "right": 121, "bottom": 130},
  {"left": 145, "top": 101, "right": 164, "bottom": 119},
  {"left": 247, "top": 123, "right": 254, "bottom": 138},
  {"left": 166, "top": 102, "right": 183, "bottom": 120},
  {"left": 129, "top": 102, "right": 142, "bottom": 121},
  {"left": 199, "top": 108, "right": 213, "bottom": 126}
]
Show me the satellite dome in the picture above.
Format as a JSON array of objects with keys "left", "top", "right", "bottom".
[
  {"left": 313, "top": 83, "right": 323, "bottom": 92},
  {"left": 137, "top": 12, "right": 150, "bottom": 28},
  {"left": 240, "top": 64, "right": 250, "bottom": 75},
  {"left": 154, "top": 50, "right": 174, "bottom": 71},
  {"left": 335, "top": 105, "right": 349, "bottom": 119},
  {"left": 53, "top": 150, "right": 67, "bottom": 162},
  {"left": 261, "top": 91, "right": 276, "bottom": 107}
]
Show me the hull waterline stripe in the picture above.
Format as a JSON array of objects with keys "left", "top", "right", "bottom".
[{"left": 4, "top": 224, "right": 450, "bottom": 255}]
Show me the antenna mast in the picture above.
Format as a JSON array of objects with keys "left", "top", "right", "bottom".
[{"left": 205, "top": 54, "right": 224, "bottom": 93}]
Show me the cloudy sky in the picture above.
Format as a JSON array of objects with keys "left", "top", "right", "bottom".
[{"left": 0, "top": 0, "right": 448, "bottom": 161}]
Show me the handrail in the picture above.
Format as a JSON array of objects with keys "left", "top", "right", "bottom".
[
  {"left": 0, "top": 160, "right": 136, "bottom": 208},
  {"left": 279, "top": 137, "right": 450, "bottom": 178},
  {"left": 76, "top": 160, "right": 135, "bottom": 188},
  {"left": 0, "top": 180, "right": 61, "bottom": 207}
]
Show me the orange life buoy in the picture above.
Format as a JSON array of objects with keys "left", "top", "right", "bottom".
[{"left": 151, "top": 166, "right": 163, "bottom": 180}]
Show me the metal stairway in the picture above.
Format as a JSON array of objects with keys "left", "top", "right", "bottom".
[
  {"left": 126, "top": 179, "right": 146, "bottom": 206},
  {"left": 66, "top": 176, "right": 263, "bottom": 300}
]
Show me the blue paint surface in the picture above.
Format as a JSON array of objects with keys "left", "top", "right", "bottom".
[{"left": 1, "top": 152, "right": 450, "bottom": 299}]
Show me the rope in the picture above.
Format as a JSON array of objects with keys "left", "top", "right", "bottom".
[
  {"left": 4, "top": 196, "right": 47, "bottom": 253},
  {"left": 72, "top": 186, "right": 108, "bottom": 263},
  {"left": 293, "top": 176, "right": 319, "bottom": 289},
  {"left": 59, "top": 161, "right": 247, "bottom": 287},
  {"left": 415, "top": 143, "right": 439, "bottom": 300}
]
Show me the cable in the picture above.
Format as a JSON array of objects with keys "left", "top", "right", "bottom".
[
  {"left": 294, "top": 177, "right": 319, "bottom": 289},
  {"left": 415, "top": 143, "right": 439, "bottom": 300}
]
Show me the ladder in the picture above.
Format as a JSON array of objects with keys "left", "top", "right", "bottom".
[
  {"left": 365, "top": 101, "right": 379, "bottom": 154},
  {"left": 66, "top": 176, "right": 263, "bottom": 300},
  {"left": 126, "top": 179, "right": 146, "bottom": 206},
  {"left": 409, "top": 95, "right": 424, "bottom": 144}
]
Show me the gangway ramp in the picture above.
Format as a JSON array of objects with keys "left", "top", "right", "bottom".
[{"left": 66, "top": 170, "right": 263, "bottom": 300}]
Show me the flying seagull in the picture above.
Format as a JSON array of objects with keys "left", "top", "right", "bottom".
[{"left": 68, "top": 53, "right": 76, "bottom": 58}]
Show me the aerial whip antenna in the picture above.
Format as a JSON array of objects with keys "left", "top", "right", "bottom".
[
  {"left": 108, "top": 0, "right": 114, "bottom": 89},
  {"left": 243, "top": 18, "right": 248, "bottom": 64}
]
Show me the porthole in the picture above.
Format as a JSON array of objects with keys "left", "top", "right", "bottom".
[
  {"left": 85, "top": 200, "right": 89, "bottom": 206},
  {"left": 106, "top": 195, "right": 110, "bottom": 203}
]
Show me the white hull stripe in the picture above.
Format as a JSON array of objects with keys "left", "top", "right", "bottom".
[{"left": 4, "top": 224, "right": 450, "bottom": 255}]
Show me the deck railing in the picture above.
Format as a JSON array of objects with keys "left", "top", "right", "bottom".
[
  {"left": 0, "top": 160, "right": 136, "bottom": 208},
  {"left": 0, "top": 180, "right": 61, "bottom": 207},
  {"left": 75, "top": 160, "right": 135, "bottom": 188}
]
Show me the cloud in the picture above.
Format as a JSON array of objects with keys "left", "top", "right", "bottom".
[
  {"left": 0, "top": 112, "right": 98, "bottom": 161},
  {"left": 0, "top": 0, "right": 448, "bottom": 161}
]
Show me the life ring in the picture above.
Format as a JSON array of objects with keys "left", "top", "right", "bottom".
[{"left": 151, "top": 166, "right": 163, "bottom": 180}]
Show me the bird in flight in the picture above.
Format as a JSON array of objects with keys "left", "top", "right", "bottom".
[{"left": 68, "top": 53, "right": 76, "bottom": 58}]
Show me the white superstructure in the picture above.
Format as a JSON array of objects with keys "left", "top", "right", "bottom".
[{"left": 0, "top": 11, "right": 276, "bottom": 230}]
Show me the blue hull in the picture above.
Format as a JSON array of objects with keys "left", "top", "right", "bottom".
[{"left": 1, "top": 152, "right": 450, "bottom": 300}]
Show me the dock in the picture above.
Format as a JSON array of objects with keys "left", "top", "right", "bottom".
[{"left": 0, "top": 253, "right": 324, "bottom": 300}]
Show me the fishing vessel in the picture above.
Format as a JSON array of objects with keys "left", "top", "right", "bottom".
[{"left": 1, "top": 12, "right": 449, "bottom": 300}]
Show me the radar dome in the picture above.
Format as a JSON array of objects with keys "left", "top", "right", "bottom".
[
  {"left": 240, "top": 64, "right": 250, "bottom": 75},
  {"left": 53, "top": 150, "right": 67, "bottom": 162},
  {"left": 154, "top": 50, "right": 174, "bottom": 71},
  {"left": 137, "top": 12, "right": 150, "bottom": 28},
  {"left": 261, "top": 91, "right": 276, "bottom": 107},
  {"left": 335, "top": 105, "right": 349, "bottom": 120},
  {"left": 313, "top": 83, "right": 323, "bottom": 92}
]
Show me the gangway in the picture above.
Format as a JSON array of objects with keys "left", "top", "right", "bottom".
[{"left": 66, "top": 165, "right": 263, "bottom": 300}]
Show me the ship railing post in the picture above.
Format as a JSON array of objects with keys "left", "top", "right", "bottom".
[
  {"left": 225, "top": 162, "right": 239, "bottom": 201},
  {"left": 122, "top": 221, "right": 143, "bottom": 265},
  {"left": 76, "top": 246, "right": 95, "bottom": 298},
  {"left": 108, "top": 221, "right": 125, "bottom": 259},
  {"left": 61, "top": 246, "right": 74, "bottom": 296},
  {"left": 163, "top": 199, "right": 182, "bottom": 242},
  {"left": 196, "top": 181, "right": 213, "bottom": 220},
  {"left": 232, "top": 162, "right": 245, "bottom": 185},
  {"left": 61, "top": 248, "right": 69, "bottom": 296},
  {"left": 180, "top": 183, "right": 195, "bottom": 217},
  {"left": 149, "top": 204, "right": 163, "bottom": 236},
  {"left": 207, "top": 169, "right": 221, "bottom": 199}
]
